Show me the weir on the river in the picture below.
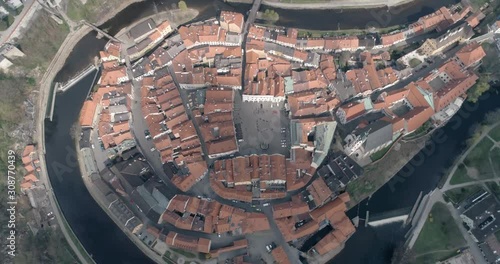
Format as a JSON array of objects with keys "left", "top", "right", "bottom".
[
  {"left": 43, "top": 0, "right": 493, "bottom": 263},
  {"left": 57, "top": 65, "right": 98, "bottom": 93}
]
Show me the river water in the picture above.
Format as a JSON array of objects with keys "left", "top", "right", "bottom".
[
  {"left": 45, "top": 0, "right": 490, "bottom": 263},
  {"left": 332, "top": 87, "right": 500, "bottom": 264},
  {"left": 45, "top": 73, "right": 154, "bottom": 264}
]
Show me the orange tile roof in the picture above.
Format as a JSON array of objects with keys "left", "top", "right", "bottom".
[
  {"left": 99, "top": 67, "right": 127, "bottom": 86},
  {"left": 79, "top": 100, "right": 97, "bottom": 127},
  {"left": 324, "top": 36, "right": 359, "bottom": 50},
  {"left": 307, "top": 177, "right": 333, "bottom": 207},
  {"left": 271, "top": 246, "right": 291, "bottom": 264},
  {"left": 310, "top": 198, "right": 347, "bottom": 222},
  {"left": 455, "top": 42, "right": 486, "bottom": 68},
  {"left": 22, "top": 145, "right": 35, "bottom": 158},
  {"left": 272, "top": 200, "right": 310, "bottom": 219},
  {"left": 381, "top": 31, "right": 405, "bottom": 46}
]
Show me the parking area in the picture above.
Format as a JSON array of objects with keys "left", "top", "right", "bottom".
[
  {"left": 246, "top": 230, "right": 279, "bottom": 263},
  {"left": 233, "top": 97, "right": 291, "bottom": 157}
]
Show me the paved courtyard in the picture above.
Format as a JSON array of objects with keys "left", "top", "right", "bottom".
[{"left": 234, "top": 96, "right": 290, "bottom": 157}]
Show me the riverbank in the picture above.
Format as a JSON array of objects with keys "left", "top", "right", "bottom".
[
  {"left": 346, "top": 134, "right": 430, "bottom": 208},
  {"left": 74, "top": 130, "right": 164, "bottom": 264},
  {"left": 35, "top": 24, "right": 94, "bottom": 264},
  {"left": 227, "top": 0, "right": 415, "bottom": 10}
]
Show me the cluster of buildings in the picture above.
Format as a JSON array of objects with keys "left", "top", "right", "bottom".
[
  {"left": 457, "top": 189, "right": 500, "bottom": 263},
  {"left": 0, "top": 0, "right": 22, "bottom": 21},
  {"left": 338, "top": 42, "right": 485, "bottom": 160},
  {"left": 160, "top": 194, "right": 270, "bottom": 236},
  {"left": 146, "top": 229, "right": 251, "bottom": 260},
  {"left": 272, "top": 191, "right": 355, "bottom": 256},
  {"left": 126, "top": 19, "right": 174, "bottom": 60},
  {"left": 140, "top": 71, "right": 208, "bottom": 192},
  {"left": 74, "top": 3, "right": 495, "bottom": 261},
  {"left": 79, "top": 41, "right": 135, "bottom": 156},
  {"left": 0, "top": 43, "right": 25, "bottom": 72},
  {"left": 134, "top": 12, "right": 248, "bottom": 192},
  {"left": 20, "top": 145, "right": 41, "bottom": 192},
  {"left": 379, "top": 5, "right": 476, "bottom": 47}
]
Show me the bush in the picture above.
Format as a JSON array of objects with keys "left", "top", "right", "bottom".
[
  {"left": 178, "top": 1, "right": 187, "bottom": 10},
  {"left": 467, "top": 76, "right": 490, "bottom": 103}
]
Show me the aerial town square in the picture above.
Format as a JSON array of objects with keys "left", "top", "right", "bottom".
[{"left": 3, "top": 0, "right": 500, "bottom": 263}]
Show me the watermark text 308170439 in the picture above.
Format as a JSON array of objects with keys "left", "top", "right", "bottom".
[{"left": 6, "top": 149, "right": 17, "bottom": 257}]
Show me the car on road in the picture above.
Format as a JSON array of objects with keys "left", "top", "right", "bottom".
[
  {"left": 265, "top": 243, "right": 276, "bottom": 253},
  {"left": 263, "top": 203, "right": 270, "bottom": 207},
  {"left": 144, "top": 130, "right": 151, "bottom": 140}
]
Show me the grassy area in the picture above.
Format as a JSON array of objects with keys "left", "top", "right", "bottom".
[
  {"left": 346, "top": 177, "right": 376, "bottom": 203},
  {"left": 462, "top": 137, "right": 495, "bottom": 177},
  {"left": 66, "top": 0, "right": 132, "bottom": 24},
  {"left": 370, "top": 143, "right": 393, "bottom": 162},
  {"left": 449, "top": 164, "right": 472, "bottom": 185},
  {"left": 469, "top": 0, "right": 491, "bottom": 10},
  {"left": 170, "top": 248, "right": 197, "bottom": 258},
  {"left": 412, "top": 202, "right": 466, "bottom": 264},
  {"left": 489, "top": 124, "right": 500, "bottom": 142},
  {"left": 490, "top": 147, "right": 500, "bottom": 176},
  {"left": 409, "top": 58, "right": 422, "bottom": 68},
  {"left": 404, "top": 121, "right": 433, "bottom": 140},
  {"left": 297, "top": 24, "right": 401, "bottom": 38},
  {"left": 0, "top": 8, "right": 90, "bottom": 264},
  {"left": 14, "top": 11, "right": 69, "bottom": 70},
  {"left": 467, "top": 42, "right": 500, "bottom": 103},
  {"left": 486, "top": 182, "right": 500, "bottom": 200},
  {"left": 495, "top": 229, "right": 500, "bottom": 242},
  {"left": 15, "top": 227, "right": 79, "bottom": 264},
  {"left": 444, "top": 185, "right": 483, "bottom": 205}
]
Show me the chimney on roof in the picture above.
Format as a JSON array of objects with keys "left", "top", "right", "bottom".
[{"left": 212, "top": 127, "right": 220, "bottom": 138}]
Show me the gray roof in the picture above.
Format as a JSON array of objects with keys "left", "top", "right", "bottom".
[
  {"left": 128, "top": 18, "right": 156, "bottom": 40},
  {"left": 331, "top": 71, "right": 356, "bottom": 102},
  {"left": 355, "top": 119, "right": 393, "bottom": 152},
  {"left": 108, "top": 104, "right": 128, "bottom": 114},
  {"left": 264, "top": 42, "right": 294, "bottom": 57},
  {"left": 305, "top": 52, "right": 320, "bottom": 67},
  {"left": 462, "top": 194, "right": 500, "bottom": 242}
]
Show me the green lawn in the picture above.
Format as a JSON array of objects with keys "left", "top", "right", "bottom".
[
  {"left": 412, "top": 202, "right": 466, "bottom": 264},
  {"left": 489, "top": 124, "right": 500, "bottom": 142},
  {"left": 170, "top": 248, "right": 197, "bottom": 258},
  {"left": 370, "top": 143, "right": 393, "bottom": 162},
  {"left": 463, "top": 137, "right": 495, "bottom": 177},
  {"left": 66, "top": 0, "right": 127, "bottom": 23},
  {"left": 14, "top": 10, "right": 69, "bottom": 70},
  {"left": 409, "top": 58, "right": 422, "bottom": 68},
  {"left": 444, "top": 185, "right": 483, "bottom": 205},
  {"left": 491, "top": 148, "right": 500, "bottom": 176},
  {"left": 495, "top": 230, "right": 500, "bottom": 242},
  {"left": 486, "top": 182, "right": 500, "bottom": 201},
  {"left": 449, "top": 164, "right": 471, "bottom": 185}
]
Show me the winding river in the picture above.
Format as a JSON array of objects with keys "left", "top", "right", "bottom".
[{"left": 45, "top": 0, "right": 491, "bottom": 263}]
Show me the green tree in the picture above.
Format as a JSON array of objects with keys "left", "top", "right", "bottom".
[
  {"left": 7, "top": 15, "right": 14, "bottom": 26},
  {"left": 178, "top": 1, "right": 187, "bottom": 10},
  {"left": 467, "top": 76, "right": 490, "bottom": 103}
]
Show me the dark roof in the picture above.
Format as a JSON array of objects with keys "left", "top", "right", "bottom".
[
  {"left": 462, "top": 194, "right": 500, "bottom": 242},
  {"left": 100, "top": 167, "right": 116, "bottom": 182},
  {"left": 122, "top": 147, "right": 140, "bottom": 160},
  {"left": 128, "top": 18, "right": 156, "bottom": 40},
  {"left": 354, "top": 119, "right": 393, "bottom": 152}
]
